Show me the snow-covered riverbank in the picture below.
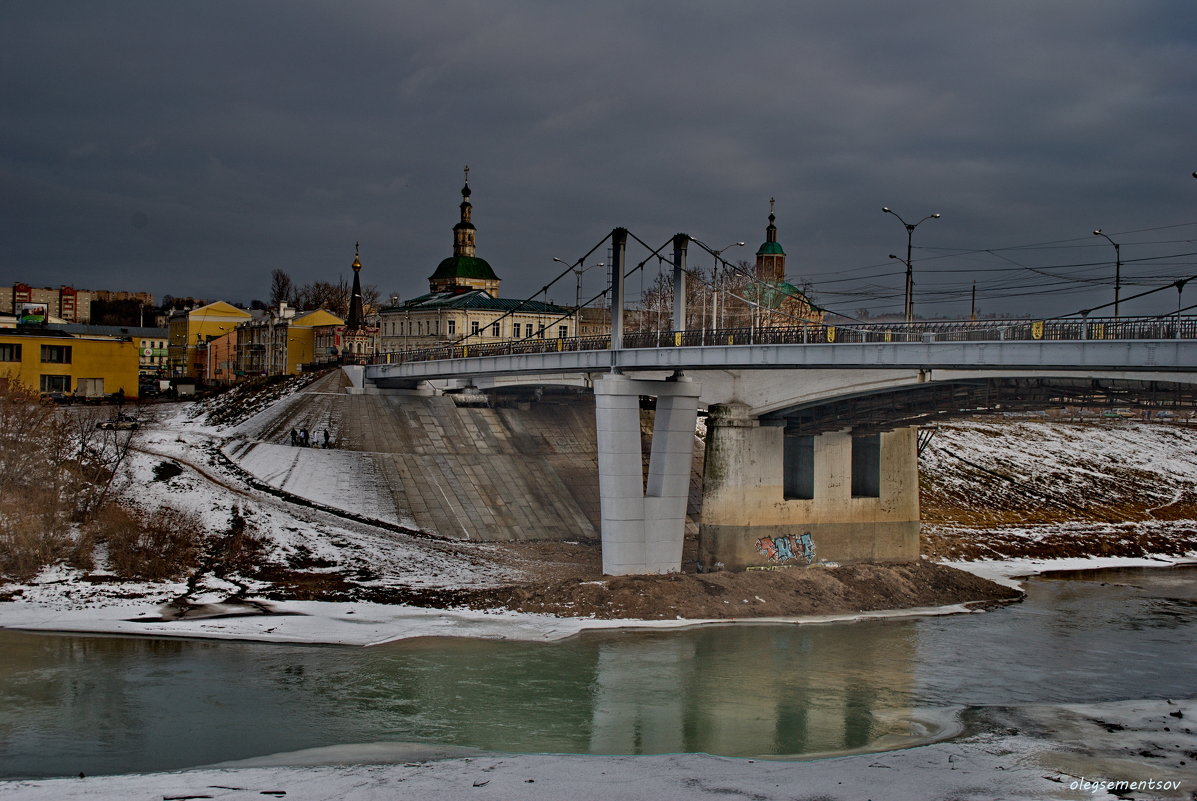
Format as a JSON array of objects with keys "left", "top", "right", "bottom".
[{"left": 2, "top": 555, "right": 1191, "bottom": 646}]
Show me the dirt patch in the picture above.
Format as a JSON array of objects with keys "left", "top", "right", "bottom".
[
  {"left": 451, "top": 560, "right": 1022, "bottom": 619},
  {"left": 300, "top": 556, "right": 1021, "bottom": 619}
]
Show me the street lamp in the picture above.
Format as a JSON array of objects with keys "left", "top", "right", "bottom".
[
  {"left": 554, "top": 257, "right": 605, "bottom": 310},
  {"left": 1093, "top": 229, "right": 1122, "bottom": 318},
  {"left": 710, "top": 242, "right": 745, "bottom": 333},
  {"left": 883, "top": 206, "right": 940, "bottom": 323}
]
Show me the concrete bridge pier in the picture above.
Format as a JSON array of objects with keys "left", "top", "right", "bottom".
[
  {"left": 595, "top": 373, "right": 701, "bottom": 575},
  {"left": 699, "top": 403, "right": 920, "bottom": 571}
]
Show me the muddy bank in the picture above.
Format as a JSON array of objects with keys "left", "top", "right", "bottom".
[{"left": 346, "top": 560, "right": 1022, "bottom": 620}]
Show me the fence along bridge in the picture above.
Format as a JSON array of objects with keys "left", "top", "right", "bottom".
[{"left": 364, "top": 229, "right": 1197, "bottom": 575}]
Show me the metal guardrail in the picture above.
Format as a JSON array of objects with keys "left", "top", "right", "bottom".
[{"left": 371, "top": 316, "right": 1197, "bottom": 366}]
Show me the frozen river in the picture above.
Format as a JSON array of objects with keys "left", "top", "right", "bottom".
[{"left": 1, "top": 565, "right": 1194, "bottom": 779}]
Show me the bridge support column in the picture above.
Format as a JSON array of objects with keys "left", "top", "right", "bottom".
[
  {"left": 595, "top": 373, "right": 700, "bottom": 575},
  {"left": 699, "top": 404, "right": 920, "bottom": 571}
]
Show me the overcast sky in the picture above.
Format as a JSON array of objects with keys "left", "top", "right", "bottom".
[{"left": 3, "top": 1, "right": 1196, "bottom": 319}]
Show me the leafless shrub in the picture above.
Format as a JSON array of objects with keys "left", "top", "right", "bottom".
[
  {"left": 0, "top": 379, "right": 141, "bottom": 581},
  {"left": 0, "top": 488, "right": 74, "bottom": 581},
  {"left": 63, "top": 406, "right": 136, "bottom": 521},
  {"left": 100, "top": 504, "right": 205, "bottom": 581}
]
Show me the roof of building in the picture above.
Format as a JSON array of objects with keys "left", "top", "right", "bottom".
[
  {"left": 0, "top": 326, "right": 131, "bottom": 341},
  {"left": 429, "top": 255, "right": 499, "bottom": 282},
  {"left": 168, "top": 300, "right": 253, "bottom": 320},
  {"left": 48, "top": 323, "right": 168, "bottom": 337},
  {"left": 387, "top": 289, "right": 569, "bottom": 314},
  {"left": 756, "top": 241, "right": 785, "bottom": 256},
  {"left": 292, "top": 309, "right": 345, "bottom": 327},
  {"left": 746, "top": 280, "right": 815, "bottom": 310}
]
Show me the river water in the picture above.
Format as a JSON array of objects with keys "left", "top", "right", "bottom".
[{"left": 1, "top": 565, "right": 1195, "bottom": 779}]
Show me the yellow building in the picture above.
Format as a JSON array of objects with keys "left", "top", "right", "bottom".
[
  {"left": 236, "top": 305, "right": 345, "bottom": 377},
  {"left": 167, "top": 301, "right": 253, "bottom": 378},
  {"left": 0, "top": 329, "right": 140, "bottom": 399},
  {"left": 284, "top": 309, "right": 344, "bottom": 374}
]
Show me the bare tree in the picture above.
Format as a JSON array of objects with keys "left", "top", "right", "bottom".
[
  {"left": 293, "top": 278, "right": 350, "bottom": 316},
  {"left": 66, "top": 407, "right": 138, "bottom": 522},
  {"left": 361, "top": 284, "right": 381, "bottom": 317},
  {"left": 270, "top": 269, "right": 294, "bottom": 307}
]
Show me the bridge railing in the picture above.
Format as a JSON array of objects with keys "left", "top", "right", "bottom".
[{"left": 370, "top": 315, "right": 1197, "bottom": 366}]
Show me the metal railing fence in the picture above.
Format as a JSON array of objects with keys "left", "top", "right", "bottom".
[{"left": 370, "top": 315, "right": 1197, "bottom": 366}]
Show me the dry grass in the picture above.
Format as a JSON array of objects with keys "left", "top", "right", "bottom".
[
  {"left": 0, "top": 379, "right": 152, "bottom": 583},
  {"left": 0, "top": 491, "right": 73, "bottom": 582},
  {"left": 98, "top": 504, "right": 205, "bottom": 581}
]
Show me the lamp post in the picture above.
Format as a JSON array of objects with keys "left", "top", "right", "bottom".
[
  {"left": 554, "top": 258, "right": 606, "bottom": 310},
  {"left": 1093, "top": 229, "right": 1122, "bottom": 318},
  {"left": 883, "top": 207, "right": 940, "bottom": 323},
  {"left": 710, "top": 242, "right": 745, "bottom": 334},
  {"left": 555, "top": 257, "right": 605, "bottom": 342}
]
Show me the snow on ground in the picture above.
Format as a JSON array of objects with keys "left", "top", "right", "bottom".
[
  {"left": 220, "top": 440, "right": 417, "bottom": 529},
  {"left": 0, "top": 595, "right": 987, "bottom": 646},
  {"left": 920, "top": 418, "right": 1197, "bottom": 520},
  {"left": 922, "top": 418, "right": 1197, "bottom": 494},
  {"left": 3, "top": 396, "right": 520, "bottom": 617},
  {"left": 3, "top": 698, "right": 1194, "bottom": 801},
  {"left": 4, "top": 392, "right": 1197, "bottom": 637},
  {"left": 948, "top": 554, "right": 1197, "bottom": 589}
]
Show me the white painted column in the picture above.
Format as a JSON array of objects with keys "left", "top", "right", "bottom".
[
  {"left": 594, "top": 373, "right": 700, "bottom": 575},
  {"left": 594, "top": 378, "right": 647, "bottom": 574}
]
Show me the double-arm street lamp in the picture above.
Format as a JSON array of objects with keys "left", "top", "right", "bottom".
[
  {"left": 554, "top": 257, "right": 606, "bottom": 310},
  {"left": 883, "top": 206, "right": 940, "bottom": 323},
  {"left": 711, "top": 241, "right": 745, "bottom": 332},
  {"left": 1092, "top": 229, "right": 1122, "bottom": 318}
]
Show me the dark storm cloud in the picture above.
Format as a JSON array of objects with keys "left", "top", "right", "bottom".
[{"left": 3, "top": 1, "right": 1195, "bottom": 317}]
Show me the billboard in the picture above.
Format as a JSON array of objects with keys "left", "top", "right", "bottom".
[{"left": 17, "top": 303, "right": 48, "bottom": 325}]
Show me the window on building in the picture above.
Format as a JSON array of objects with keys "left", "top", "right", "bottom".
[
  {"left": 558, "top": 325, "right": 568, "bottom": 338},
  {"left": 491, "top": 322, "right": 501, "bottom": 337},
  {"left": 471, "top": 321, "right": 480, "bottom": 336},
  {"left": 40, "top": 374, "right": 70, "bottom": 393},
  {"left": 40, "top": 345, "right": 71, "bottom": 364},
  {"left": 0, "top": 343, "right": 20, "bottom": 362},
  {"left": 851, "top": 433, "right": 881, "bottom": 498},
  {"left": 537, "top": 325, "right": 546, "bottom": 338},
  {"left": 434, "top": 319, "right": 439, "bottom": 335},
  {"left": 448, "top": 319, "right": 456, "bottom": 335},
  {"left": 783, "top": 435, "right": 815, "bottom": 500},
  {"left": 513, "top": 322, "right": 521, "bottom": 338}
]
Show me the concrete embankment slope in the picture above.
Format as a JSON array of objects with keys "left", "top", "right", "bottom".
[{"left": 225, "top": 374, "right": 701, "bottom": 542}]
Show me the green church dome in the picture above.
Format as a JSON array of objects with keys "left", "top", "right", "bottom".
[
  {"left": 756, "top": 241, "right": 785, "bottom": 256},
  {"left": 430, "top": 255, "right": 499, "bottom": 282}
]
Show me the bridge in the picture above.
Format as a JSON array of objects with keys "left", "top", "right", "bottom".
[{"left": 363, "top": 230, "right": 1197, "bottom": 576}]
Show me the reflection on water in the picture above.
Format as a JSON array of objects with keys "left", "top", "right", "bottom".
[
  {"left": 586, "top": 624, "right": 917, "bottom": 756},
  {"left": 0, "top": 566, "right": 1194, "bottom": 778}
]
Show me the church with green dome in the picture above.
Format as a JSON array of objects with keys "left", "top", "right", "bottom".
[
  {"left": 746, "top": 199, "right": 822, "bottom": 326},
  {"left": 427, "top": 170, "right": 502, "bottom": 296},
  {"left": 378, "top": 170, "right": 574, "bottom": 352},
  {"left": 755, "top": 199, "right": 787, "bottom": 282}
]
